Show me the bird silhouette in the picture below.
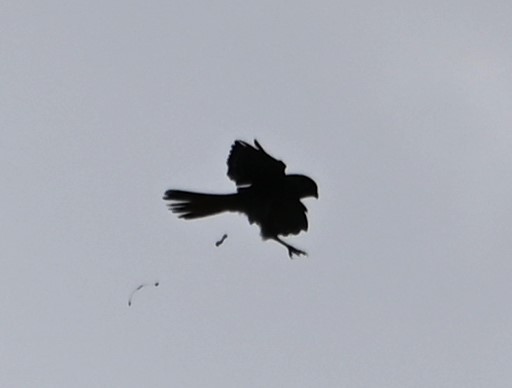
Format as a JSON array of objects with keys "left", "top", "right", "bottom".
[{"left": 163, "top": 140, "right": 318, "bottom": 258}]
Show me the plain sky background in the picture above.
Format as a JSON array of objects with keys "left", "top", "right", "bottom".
[{"left": 2, "top": 1, "right": 512, "bottom": 387}]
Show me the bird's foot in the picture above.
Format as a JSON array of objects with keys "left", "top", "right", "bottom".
[
  {"left": 274, "top": 237, "right": 308, "bottom": 259},
  {"left": 287, "top": 246, "right": 307, "bottom": 259}
]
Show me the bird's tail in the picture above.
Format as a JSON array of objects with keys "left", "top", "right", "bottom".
[{"left": 163, "top": 190, "right": 240, "bottom": 219}]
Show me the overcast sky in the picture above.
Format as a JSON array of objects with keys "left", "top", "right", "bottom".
[{"left": 3, "top": 1, "right": 512, "bottom": 387}]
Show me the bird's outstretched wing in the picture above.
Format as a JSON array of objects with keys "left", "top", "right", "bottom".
[{"left": 227, "top": 140, "right": 286, "bottom": 186}]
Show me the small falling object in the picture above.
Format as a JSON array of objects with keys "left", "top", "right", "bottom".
[
  {"left": 215, "top": 233, "right": 228, "bottom": 247},
  {"left": 128, "top": 281, "right": 159, "bottom": 306}
]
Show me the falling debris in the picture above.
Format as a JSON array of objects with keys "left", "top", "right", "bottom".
[
  {"left": 128, "top": 281, "right": 159, "bottom": 306},
  {"left": 215, "top": 233, "right": 228, "bottom": 247}
]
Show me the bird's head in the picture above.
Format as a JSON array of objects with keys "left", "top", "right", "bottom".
[{"left": 287, "top": 174, "right": 319, "bottom": 199}]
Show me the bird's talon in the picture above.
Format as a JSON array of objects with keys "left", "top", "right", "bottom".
[{"left": 288, "top": 247, "right": 307, "bottom": 259}]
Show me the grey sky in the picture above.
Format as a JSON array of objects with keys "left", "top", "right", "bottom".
[{"left": 2, "top": 1, "right": 512, "bottom": 387}]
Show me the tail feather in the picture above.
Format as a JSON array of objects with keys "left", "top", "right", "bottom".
[{"left": 163, "top": 190, "right": 240, "bottom": 219}]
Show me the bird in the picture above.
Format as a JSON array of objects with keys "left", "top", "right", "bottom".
[{"left": 163, "top": 140, "right": 318, "bottom": 258}]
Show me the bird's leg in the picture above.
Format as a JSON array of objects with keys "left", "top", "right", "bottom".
[{"left": 274, "top": 237, "right": 307, "bottom": 259}]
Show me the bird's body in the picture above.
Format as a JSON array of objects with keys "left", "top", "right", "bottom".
[{"left": 163, "top": 140, "right": 318, "bottom": 258}]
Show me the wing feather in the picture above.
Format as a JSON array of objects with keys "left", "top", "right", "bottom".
[{"left": 227, "top": 140, "right": 286, "bottom": 186}]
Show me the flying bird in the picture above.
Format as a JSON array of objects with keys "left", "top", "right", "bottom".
[{"left": 163, "top": 140, "right": 318, "bottom": 258}]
